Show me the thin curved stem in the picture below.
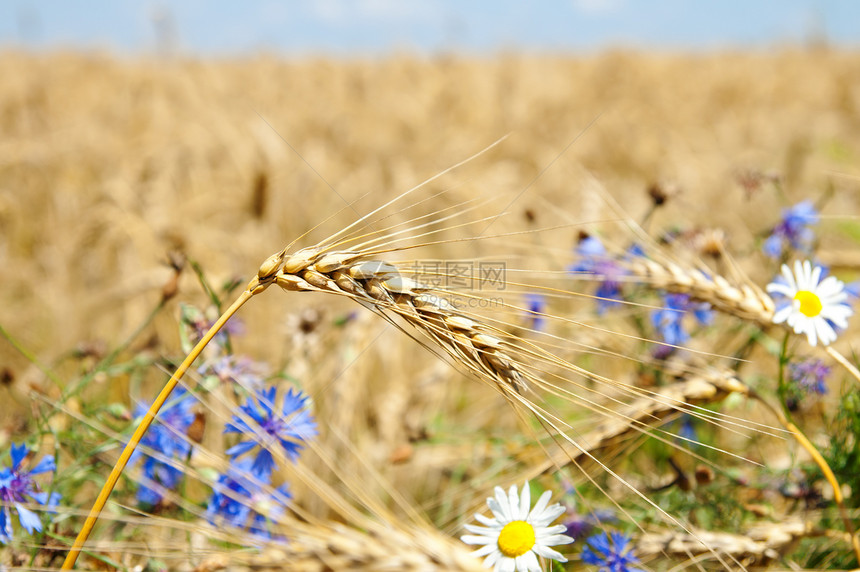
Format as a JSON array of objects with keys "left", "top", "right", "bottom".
[
  {"left": 752, "top": 389, "right": 860, "bottom": 562},
  {"left": 61, "top": 287, "right": 258, "bottom": 569}
]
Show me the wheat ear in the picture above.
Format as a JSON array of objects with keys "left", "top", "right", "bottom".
[
  {"left": 194, "top": 518, "right": 484, "bottom": 572},
  {"left": 271, "top": 246, "right": 528, "bottom": 393},
  {"left": 630, "top": 257, "right": 860, "bottom": 384},
  {"left": 628, "top": 258, "right": 775, "bottom": 323},
  {"left": 530, "top": 371, "right": 752, "bottom": 476},
  {"left": 637, "top": 518, "right": 811, "bottom": 560}
]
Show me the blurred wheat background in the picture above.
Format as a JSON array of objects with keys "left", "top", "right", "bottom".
[
  {"left": 3, "top": 48, "right": 858, "bottom": 368},
  {"left": 2, "top": 30, "right": 860, "bottom": 571}
]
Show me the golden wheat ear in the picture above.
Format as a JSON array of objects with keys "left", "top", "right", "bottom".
[{"left": 61, "top": 265, "right": 281, "bottom": 569}]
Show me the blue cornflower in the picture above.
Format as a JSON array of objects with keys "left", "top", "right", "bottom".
[
  {"left": 677, "top": 415, "right": 699, "bottom": 445},
  {"left": 763, "top": 200, "right": 818, "bottom": 259},
  {"left": 128, "top": 387, "right": 197, "bottom": 506},
  {"left": 559, "top": 481, "right": 617, "bottom": 541},
  {"left": 225, "top": 386, "right": 317, "bottom": 479},
  {"left": 0, "top": 443, "right": 61, "bottom": 544},
  {"left": 788, "top": 358, "right": 831, "bottom": 395},
  {"left": 205, "top": 458, "right": 291, "bottom": 540},
  {"left": 651, "top": 293, "right": 713, "bottom": 353},
  {"left": 524, "top": 293, "right": 547, "bottom": 331},
  {"left": 563, "top": 508, "right": 617, "bottom": 542},
  {"left": 581, "top": 531, "right": 644, "bottom": 572},
  {"left": 627, "top": 243, "right": 646, "bottom": 258},
  {"left": 569, "top": 236, "right": 627, "bottom": 313}
]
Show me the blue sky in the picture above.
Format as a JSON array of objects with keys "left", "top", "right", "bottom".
[{"left": 1, "top": 1, "right": 858, "bottom": 56}]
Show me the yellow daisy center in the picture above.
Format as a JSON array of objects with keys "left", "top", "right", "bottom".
[
  {"left": 497, "top": 520, "right": 536, "bottom": 558},
  {"left": 794, "top": 290, "right": 823, "bottom": 317}
]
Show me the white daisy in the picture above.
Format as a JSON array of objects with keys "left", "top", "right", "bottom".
[
  {"left": 766, "top": 260, "right": 853, "bottom": 346},
  {"left": 461, "top": 482, "right": 573, "bottom": 572}
]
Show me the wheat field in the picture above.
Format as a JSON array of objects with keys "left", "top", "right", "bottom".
[{"left": 2, "top": 47, "right": 860, "bottom": 570}]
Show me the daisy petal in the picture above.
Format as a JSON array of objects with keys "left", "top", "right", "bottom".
[
  {"left": 471, "top": 543, "right": 499, "bottom": 557},
  {"left": 462, "top": 533, "right": 494, "bottom": 545},
  {"left": 533, "top": 544, "right": 567, "bottom": 561},
  {"left": 518, "top": 482, "right": 530, "bottom": 520},
  {"left": 475, "top": 512, "right": 500, "bottom": 527},
  {"left": 529, "top": 490, "right": 552, "bottom": 519}
]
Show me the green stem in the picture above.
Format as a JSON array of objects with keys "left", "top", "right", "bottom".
[
  {"left": 187, "top": 257, "right": 237, "bottom": 354},
  {"left": 0, "top": 322, "right": 64, "bottom": 388},
  {"left": 776, "top": 331, "right": 792, "bottom": 420},
  {"left": 63, "top": 297, "right": 168, "bottom": 399}
]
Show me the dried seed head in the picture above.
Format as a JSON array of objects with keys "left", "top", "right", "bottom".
[
  {"left": 348, "top": 260, "right": 399, "bottom": 280},
  {"left": 647, "top": 182, "right": 669, "bottom": 206},
  {"left": 283, "top": 247, "right": 320, "bottom": 274},
  {"left": 1, "top": 368, "right": 14, "bottom": 387},
  {"left": 695, "top": 465, "right": 715, "bottom": 485},
  {"left": 187, "top": 411, "right": 206, "bottom": 444},
  {"left": 297, "top": 307, "right": 323, "bottom": 334},
  {"left": 257, "top": 251, "right": 285, "bottom": 280},
  {"left": 695, "top": 228, "right": 727, "bottom": 259},
  {"left": 331, "top": 270, "right": 362, "bottom": 295},
  {"left": 315, "top": 251, "right": 360, "bottom": 273},
  {"left": 445, "top": 315, "right": 475, "bottom": 331},
  {"left": 275, "top": 273, "right": 312, "bottom": 292},
  {"left": 302, "top": 268, "right": 333, "bottom": 289},
  {"left": 471, "top": 333, "right": 503, "bottom": 350},
  {"left": 166, "top": 250, "right": 186, "bottom": 272},
  {"left": 161, "top": 271, "right": 180, "bottom": 302},
  {"left": 381, "top": 275, "right": 419, "bottom": 294},
  {"left": 413, "top": 293, "right": 455, "bottom": 314}
]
